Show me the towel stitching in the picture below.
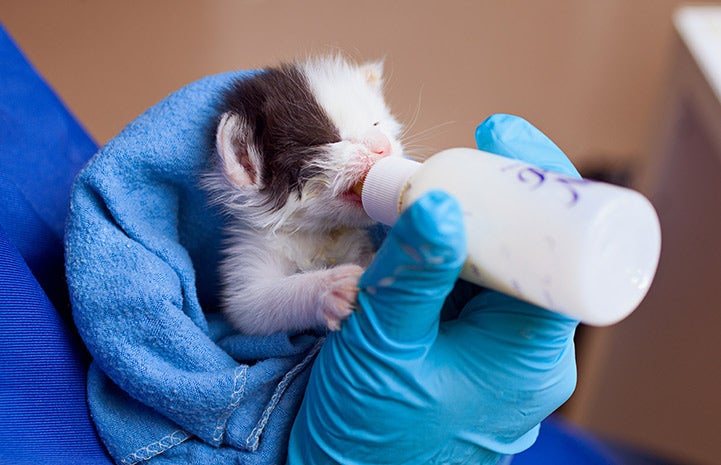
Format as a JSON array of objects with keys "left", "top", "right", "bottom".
[
  {"left": 246, "top": 337, "right": 325, "bottom": 451},
  {"left": 212, "top": 364, "right": 249, "bottom": 443},
  {"left": 119, "top": 429, "right": 191, "bottom": 465}
]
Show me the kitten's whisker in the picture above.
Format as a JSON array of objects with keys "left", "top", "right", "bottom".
[
  {"left": 400, "top": 86, "right": 425, "bottom": 140},
  {"left": 403, "top": 120, "right": 456, "bottom": 143}
]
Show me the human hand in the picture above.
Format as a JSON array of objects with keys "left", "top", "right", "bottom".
[{"left": 287, "top": 114, "right": 580, "bottom": 464}]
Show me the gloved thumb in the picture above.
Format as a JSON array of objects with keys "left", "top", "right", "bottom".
[
  {"left": 476, "top": 114, "right": 581, "bottom": 179},
  {"left": 355, "top": 190, "right": 466, "bottom": 346}
]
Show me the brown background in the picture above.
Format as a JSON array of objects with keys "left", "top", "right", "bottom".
[{"left": 4, "top": 0, "right": 714, "bottom": 170}]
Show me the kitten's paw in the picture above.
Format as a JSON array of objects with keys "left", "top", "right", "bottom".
[{"left": 321, "top": 264, "right": 364, "bottom": 331}]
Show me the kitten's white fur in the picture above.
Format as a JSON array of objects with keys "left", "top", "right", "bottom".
[{"left": 205, "top": 56, "right": 403, "bottom": 335}]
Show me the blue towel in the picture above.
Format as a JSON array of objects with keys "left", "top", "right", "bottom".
[{"left": 65, "top": 71, "right": 323, "bottom": 465}]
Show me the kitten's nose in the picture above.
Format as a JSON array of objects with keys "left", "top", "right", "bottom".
[{"left": 362, "top": 127, "right": 392, "bottom": 156}]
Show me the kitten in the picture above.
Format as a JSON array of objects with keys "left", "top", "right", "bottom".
[{"left": 203, "top": 56, "right": 404, "bottom": 335}]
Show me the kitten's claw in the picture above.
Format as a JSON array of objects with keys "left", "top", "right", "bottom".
[{"left": 322, "top": 264, "right": 363, "bottom": 331}]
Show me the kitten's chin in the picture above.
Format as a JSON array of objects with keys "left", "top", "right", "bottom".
[
  {"left": 340, "top": 190, "right": 363, "bottom": 208},
  {"left": 335, "top": 199, "right": 377, "bottom": 228}
]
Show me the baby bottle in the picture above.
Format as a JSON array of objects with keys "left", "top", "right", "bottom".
[{"left": 358, "top": 148, "right": 662, "bottom": 326}]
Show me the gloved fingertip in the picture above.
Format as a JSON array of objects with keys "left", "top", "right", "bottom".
[
  {"left": 358, "top": 191, "right": 466, "bottom": 298},
  {"left": 542, "top": 160, "right": 582, "bottom": 179},
  {"left": 392, "top": 190, "right": 467, "bottom": 266},
  {"left": 475, "top": 114, "right": 581, "bottom": 179},
  {"left": 475, "top": 113, "right": 532, "bottom": 160},
  {"left": 356, "top": 190, "right": 466, "bottom": 345},
  {"left": 475, "top": 114, "right": 526, "bottom": 155}
]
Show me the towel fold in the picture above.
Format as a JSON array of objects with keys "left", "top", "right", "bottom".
[{"left": 65, "top": 71, "right": 322, "bottom": 465}]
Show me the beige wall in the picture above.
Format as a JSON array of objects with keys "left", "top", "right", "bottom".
[
  {"left": 4, "top": 0, "right": 716, "bottom": 171},
  {"left": 566, "top": 19, "right": 721, "bottom": 464}
]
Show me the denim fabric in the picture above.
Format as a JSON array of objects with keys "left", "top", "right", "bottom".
[{"left": 0, "top": 23, "right": 111, "bottom": 464}]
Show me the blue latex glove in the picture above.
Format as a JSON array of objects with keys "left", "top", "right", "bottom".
[{"left": 287, "top": 114, "right": 580, "bottom": 464}]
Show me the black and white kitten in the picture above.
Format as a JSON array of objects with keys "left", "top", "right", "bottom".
[{"left": 204, "top": 56, "right": 404, "bottom": 335}]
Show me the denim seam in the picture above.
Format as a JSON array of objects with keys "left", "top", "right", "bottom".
[
  {"left": 245, "top": 337, "right": 325, "bottom": 451},
  {"left": 119, "top": 429, "right": 191, "bottom": 465},
  {"left": 212, "top": 364, "right": 249, "bottom": 443}
]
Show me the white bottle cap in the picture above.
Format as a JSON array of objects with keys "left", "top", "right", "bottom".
[{"left": 361, "top": 156, "right": 422, "bottom": 226}]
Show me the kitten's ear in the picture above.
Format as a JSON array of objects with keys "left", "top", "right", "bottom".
[
  {"left": 361, "top": 60, "right": 384, "bottom": 90},
  {"left": 216, "top": 112, "right": 263, "bottom": 189}
]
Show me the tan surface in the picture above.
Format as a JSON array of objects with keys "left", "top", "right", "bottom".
[
  {"left": 4, "top": 0, "right": 715, "bottom": 170},
  {"left": 567, "top": 13, "right": 721, "bottom": 463}
]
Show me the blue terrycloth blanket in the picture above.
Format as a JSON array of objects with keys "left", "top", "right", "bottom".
[{"left": 65, "top": 71, "right": 323, "bottom": 465}]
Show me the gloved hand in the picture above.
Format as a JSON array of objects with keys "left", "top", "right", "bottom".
[{"left": 287, "top": 114, "right": 580, "bottom": 465}]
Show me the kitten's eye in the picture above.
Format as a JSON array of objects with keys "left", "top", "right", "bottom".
[{"left": 373, "top": 121, "right": 380, "bottom": 127}]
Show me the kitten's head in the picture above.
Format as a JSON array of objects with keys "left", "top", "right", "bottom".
[{"left": 210, "top": 55, "right": 403, "bottom": 233}]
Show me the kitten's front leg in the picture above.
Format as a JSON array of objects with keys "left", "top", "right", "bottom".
[
  {"left": 316, "top": 264, "right": 364, "bottom": 331},
  {"left": 223, "top": 260, "right": 363, "bottom": 335}
]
